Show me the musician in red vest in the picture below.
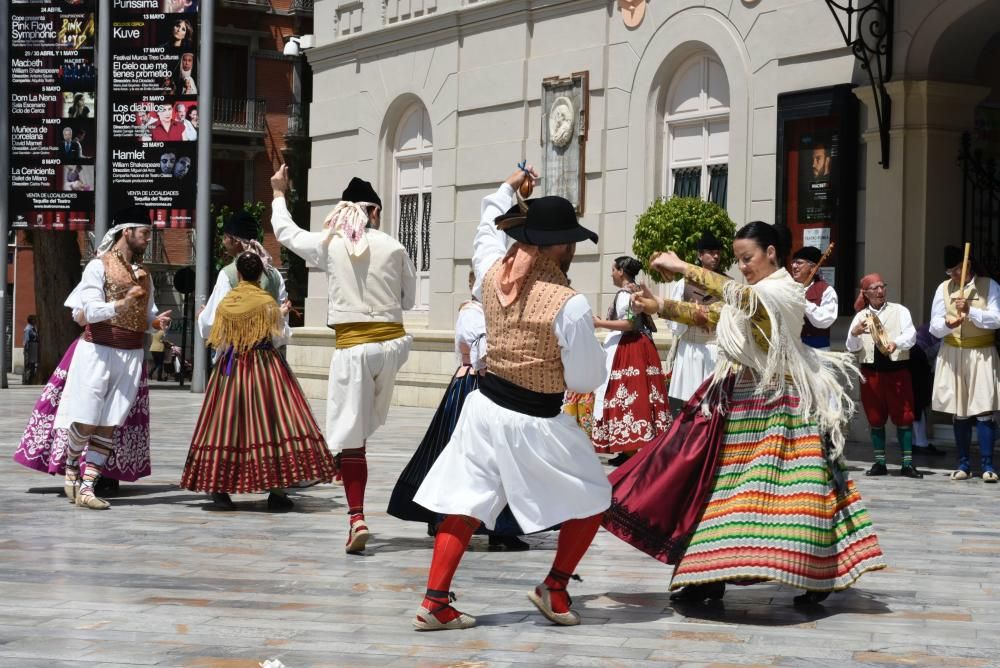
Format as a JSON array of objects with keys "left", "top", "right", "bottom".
[{"left": 790, "top": 246, "right": 838, "bottom": 350}]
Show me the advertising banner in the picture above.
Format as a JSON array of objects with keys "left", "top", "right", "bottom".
[
  {"left": 8, "top": 0, "right": 97, "bottom": 230},
  {"left": 110, "top": 1, "right": 199, "bottom": 228}
]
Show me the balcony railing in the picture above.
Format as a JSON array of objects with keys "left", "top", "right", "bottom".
[
  {"left": 220, "top": 0, "right": 271, "bottom": 9},
  {"left": 286, "top": 102, "right": 307, "bottom": 138},
  {"left": 291, "top": 0, "right": 314, "bottom": 11},
  {"left": 213, "top": 98, "right": 267, "bottom": 134}
]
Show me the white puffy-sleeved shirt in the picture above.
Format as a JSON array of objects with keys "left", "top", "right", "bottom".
[
  {"left": 929, "top": 276, "right": 1000, "bottom": 338},
  {"left": 845, "top": 302, "right": 917, "bottom": 353},
  {"left": 805, "top": 282, "right": 839, "bottom": 330},
  {"left": 270, "top": 196, "right": 417, "bottom": 325},
  {"left": 473, "top": 183, "right": 607, "bottom": 394},
  {"left": 66, "top": 258, "right": 158, "bottom": 327},
  {"left": 454, "top": 301, "right": 487, "bottom": 371}
]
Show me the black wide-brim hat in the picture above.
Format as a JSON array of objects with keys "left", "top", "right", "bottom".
[
  {"left": 342, "top": 177, "right": 382, "bottom": 209},
  {"left": 224, "top": 210, "right": 259, "bottom": 241},
  {"left": 495, "top": 196, "right": 598, "bottom": 246},
  {"left": 793, "top": 246, "right": 823, "bottom": 264},
  {"left": 696, "top": 229, "right": 723, "bottom": 251},
  {"left": 113, "top": 205, "right": 150, "bottom": 227},
  {"left": 943, "top": 244, "right": 964, "bottom": 269}
]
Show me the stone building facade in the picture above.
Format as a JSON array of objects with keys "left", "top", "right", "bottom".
[{"left": 289, "top": 0, "right": 1000, "bottom": 407}]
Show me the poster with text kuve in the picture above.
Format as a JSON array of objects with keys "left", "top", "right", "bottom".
[
  {"left": 110, "top": 2, "right": 199, "bottom": 228},
  {"left": 8, "top": 1, "right": 97, "bottom": 230}
]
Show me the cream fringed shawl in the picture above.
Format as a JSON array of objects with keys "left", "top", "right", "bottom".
[{"left": 710, "top": 268, "right": 860, "bottom": 459}]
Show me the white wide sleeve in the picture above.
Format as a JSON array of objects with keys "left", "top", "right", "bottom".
[
  {"left": 145, "top": 281, "right": 159, "bottom": 328},
  {"left": 472, "top": 183, "right": 515, "bottom": 300},
  {"left": 271, "top": 196, "right": 327, "bottom": 269},
  {"left": 844, "top": 312, "right": 866, "bottom": 353},
  {"left": 805, "top": 285, "right": 839, "bottom": 329},
  {"left": 894, "top": 305, "right": 917, "bottom": 351},
  {"left": 65, "top": 260, "right": 117, "bottom": 324},
  {"left": 197, "top": 272, "right": 232, "bottom": 340},
  {"left": 928, "top": 287, "right": 950, "bottom": 339},
  {"left": 554, "top": 294, "right": 608, "bottom": 393},
  {"left": 968, "top": 279, "right": 1000, "bottom": 330},
  {"left": 667, "top": 279, "right": 687, "bottom": 335},
  {"left": 400, "top": 250, "right": 418, "bottom": 311},
  {"left": 455, "top": 304, "right": 488, "bottom": 371},
  {"left": 611, "top": 290, "right": 631, "bottom": 321}
]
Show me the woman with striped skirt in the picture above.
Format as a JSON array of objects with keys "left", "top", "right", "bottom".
[
  {"left": 603, "top": 222, "right": 885, "bottom": 606},
  {"left": 181, "top": 252, "right": 337, "bottom": 510}
]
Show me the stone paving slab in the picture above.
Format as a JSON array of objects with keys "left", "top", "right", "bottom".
[{"left": 2, "top": 380, "right": 1000, "bottom": 666}]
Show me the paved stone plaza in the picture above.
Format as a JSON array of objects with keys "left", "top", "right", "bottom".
[{"left": 2, "top": 380, "right": 999, "bottom": 667}]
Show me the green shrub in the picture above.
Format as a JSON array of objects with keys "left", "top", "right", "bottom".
[{"left": 631, "top": 196, "right": 735, "bottom": 282}]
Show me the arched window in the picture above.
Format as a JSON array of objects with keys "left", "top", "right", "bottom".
[
  {"left": 664, "top": 55, "right": 730, "bottom": 208},
  {"left": 393, "top": 104, "right": 432, "bottom": 309}
]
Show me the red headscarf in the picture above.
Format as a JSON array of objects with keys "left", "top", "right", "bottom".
[{"left": 854, "top": 273, "right": 884, "bottom": 312}]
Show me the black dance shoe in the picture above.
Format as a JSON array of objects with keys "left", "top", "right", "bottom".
[
  {"left": 669, "top": 582, "right": 725, "bottom": 602},
  {"left": 488, "top": 535, "right": 530, "bottom": 551},
  {"left": 210, "top": 492, "right": 236, "bottom": 510},
  {"left": 607, "top": 452, "right": 632, "bottom": 467},
  {"left": 899, "top": 464, "right": 924, "bottom": 479},
  {"left": 267, "top": 492, "right": 294, "bottom": 512},
  {"left": 94, "top": 477, "right": 120, "bottom": 497},
  {"left": 793, "top": 590, "right": 830, "bottom": 607},
  {"left": 865, "top": 462, "right": 888, "bottom": 476}
]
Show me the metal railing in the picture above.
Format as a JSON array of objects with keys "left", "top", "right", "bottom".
[
  {"left": 291, "top": 0, "right": 314, "bottom": 11},
  {"left": 959, "top": 131, "right": 1000, "bottom": 278},
  {"left": 213, "top": 98, "right": 267, "bottom": 133},
  {"left": 286, "top": 102, "right": 306, "bottom": 137},
  {"left": 220, "top": 0, "right": 271, "bottom": 8}
]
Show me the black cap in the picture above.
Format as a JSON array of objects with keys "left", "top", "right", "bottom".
[
  {"left": 494, "top": 196, "right": 598, "bottom": 246},
  {"left": 792, "top": 246, "right": 823, "bottom": 264},
  {"left": 944, "top": 245, "right": 964, "bottom": 269},
  {"left": 113, "top": 205, "right": 150, "bottom": 227},
  {"left": 223, "top": 210, "right": 259, "bottom": 241},
  {"left": 696, "top": 229, "right": 723, "bottom": 251},
  {"left": 342, "top": 177, "right": 382, "bottom": 209}
]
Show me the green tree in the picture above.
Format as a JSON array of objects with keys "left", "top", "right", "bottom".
[{"left": 632, "top": 196, "right": 735, "bottom": 282}]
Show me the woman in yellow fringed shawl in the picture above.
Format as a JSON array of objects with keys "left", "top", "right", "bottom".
[{"left": 181, "top": 252, "right": 338, "bottom": 510}]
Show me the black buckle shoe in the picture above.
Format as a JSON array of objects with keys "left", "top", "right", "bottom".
[
  {"left": 488, "top": 535, "right": 530, "bottom": 551},
  {"left": 669, "top": 582, "right": 725, "bottom": 602},
  {"left": 267, "top": 492, "right": 294, "bottom": 512},
  {"left": 866, "top": 462, "right": 888, "bottom": 476},
  {"left": 899, "top": 464, "right": 924, "bottom": 479},
  {"left": 793, "top": 590, "right": 830, "bottom": 607},
  {"left": 210, "top": 492, "right": 236, "bottom": 510}
]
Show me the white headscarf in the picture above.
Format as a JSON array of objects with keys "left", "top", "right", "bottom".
[
  {"left": 96, "top": 223, "right": 151, "bottom": 257},
  {"left": 322, "top": 200, "right": 377, "bottom": 258}
]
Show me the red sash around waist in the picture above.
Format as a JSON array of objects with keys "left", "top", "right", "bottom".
[{"left": 84, "top": 322, "right": 145, "bottom": 350}]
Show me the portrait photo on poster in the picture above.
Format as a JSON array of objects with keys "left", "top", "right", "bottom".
[{"left": 797, "top": 130, "right": 838, "bottom": 223}]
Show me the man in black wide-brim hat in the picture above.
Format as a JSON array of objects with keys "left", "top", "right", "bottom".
[{"left": 410, "top": 166, "right": 611, "bottom": 630}]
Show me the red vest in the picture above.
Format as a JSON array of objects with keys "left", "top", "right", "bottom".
[{"left": 801, "top": 279, "right": 832, "bottom": 341}]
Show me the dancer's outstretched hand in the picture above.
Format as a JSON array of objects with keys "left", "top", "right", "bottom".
[
  {"left": 154, "top": 310, "right": 173, "bottom": 331},
  {"left": 270, "top": 164, "right": 290, "bottom": 197},
  {"left": 631, "top": 283, "right": 660, "bottom": 315}
]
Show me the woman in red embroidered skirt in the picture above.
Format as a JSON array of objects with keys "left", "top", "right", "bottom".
[
  {"left": 181, "top": 253, "right": 337, "bottom": 510},
  {"left": 591, "top": 256, "right": 671, "bottom": 460}
]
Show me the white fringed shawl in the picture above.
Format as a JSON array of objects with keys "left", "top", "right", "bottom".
[{"left": 709, "top": 268, "right": 859, "bottom": 459}]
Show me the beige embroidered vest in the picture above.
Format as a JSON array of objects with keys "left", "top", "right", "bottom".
[
  {"left": 855, "top": 303, "right": 910, "bottom": 364},
  {"left": 483, "top": 254, "right": 575, "bottom": 393},
  {"left": 942, "top": 276, "right": 994, "bottom": 349},
  {"left": 103, "top": 252, "right": 150, "bottom": 332}
]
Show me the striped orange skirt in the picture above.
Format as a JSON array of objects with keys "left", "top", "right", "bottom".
[{"left": 181, "top": 345, "right": 337, "bottom": 494}]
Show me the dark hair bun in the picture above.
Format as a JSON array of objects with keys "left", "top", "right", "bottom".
[
  {"left": 614, "top": 255, "right": 643, "bottom": 280},
  {"left": 236, "top": 252, "right": 264, "bottom": 282}
]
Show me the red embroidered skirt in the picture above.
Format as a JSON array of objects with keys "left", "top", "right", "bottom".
[
  {"left": 592, "top": 332, "right": 672, "bottom": 453},
  {"left": 181, "top": 346, "right": 337, "bottom": 494}
]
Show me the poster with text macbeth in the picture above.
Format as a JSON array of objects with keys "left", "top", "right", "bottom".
[
  {"left": 9, "top": 0, "right": 97, "bottom": 231},
  {"left": 110, "top": 0, "right": 199, "bottom": 228}
]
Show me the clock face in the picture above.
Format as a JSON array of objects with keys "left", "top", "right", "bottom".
[
  {"left": 617, "top": 0, "right": 646, "bottom": 28},
  {"left": 549, "top": 97, "right": 575, "bottom": 148}
]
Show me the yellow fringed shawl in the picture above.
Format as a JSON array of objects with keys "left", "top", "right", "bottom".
[{"left": 207, "top": 281, "right": 284, "bottom": 353}]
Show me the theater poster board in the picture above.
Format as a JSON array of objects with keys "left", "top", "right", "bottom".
[{"left": 775, "top": 85, "right": 859, "bottom": 316}]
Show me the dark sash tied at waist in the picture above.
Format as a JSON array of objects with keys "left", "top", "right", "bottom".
[
  {"left": 84, "top": 322, "right": 145, "bottom": 350},
  {"left": 478, "top": 372, "right": 563, "bottom": 418}
]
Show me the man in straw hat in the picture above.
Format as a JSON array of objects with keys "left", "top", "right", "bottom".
[
  {"left": 269, "top": 165, "right": 416, "bottom": 552},
  {"left": 930, "top": 245, "right": 1000, "bottom": 482},
  {"left": 197, "top": 209, "right": 287, "bottom": 343},
  {"left": 55, "top": 205, "right": 171, "bottom": 509},
  {"left": 408, "top": 166, "right": 610, "bottom": 631},
  {"left": 664, "top": 229, "right": 723, "bottom": 407},
  {"left": 845, "top": 273, "right": 921, "bottom": 478},
  {"left": 790, "top": 245, "right": 838, "bottom": 350}
]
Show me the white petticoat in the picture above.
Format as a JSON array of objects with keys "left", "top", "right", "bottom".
[
  {"left": 54, "top": 340, "right": 143, "bottom": 428},
  {"left": 325, "top": 334, "right": 412, "bottom": 453},
  {"left": 668, "top": 339, "right": 718, "bottom": 402},
  {"left": 413, "top": 390, "right": 612, "bottom": 533}
]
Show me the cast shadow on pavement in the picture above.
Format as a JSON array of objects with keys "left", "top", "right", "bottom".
[{"left": 667, "top": 585, "right": 891, "bottom": 626}]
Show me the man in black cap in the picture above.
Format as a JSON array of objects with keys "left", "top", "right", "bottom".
[
  {"left": 790, "top": 245, "right": 838, "bottom": 350},
  {"left": 197, "top": 209, "right": 287, "bottom": 351},
  {"left": 930, "top": 245, "right": 1000, "bottom": 482},
  {"left": 665, "top": 229, "right": 724, "bottom": 407},
  {"left": 409, "top": 166, "right": 609, "bottom": 631},
  {"left": 270, "top": 165, "right": 416, "bottom": 552}
]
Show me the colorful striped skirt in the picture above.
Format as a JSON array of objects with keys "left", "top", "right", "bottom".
[
  {"left": 180, "top": 345, "right": 337, "bottom": 494},
  {"left": 669, "top": 376, "right": 886, "bottom": 592}
]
